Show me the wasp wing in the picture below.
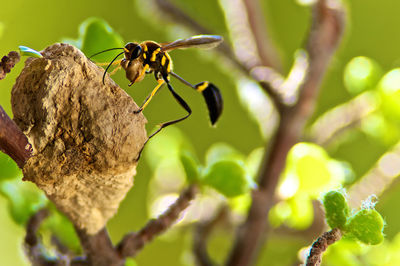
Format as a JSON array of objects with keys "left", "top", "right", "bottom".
[{"left": 161, "top": 35, "right": 223, "bottom": 52}]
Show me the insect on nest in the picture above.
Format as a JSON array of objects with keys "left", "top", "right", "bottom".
[{"left": 90, "top": 35, "right": 224, "bottom": 139}]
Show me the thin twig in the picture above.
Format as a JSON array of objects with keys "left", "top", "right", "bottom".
[
  {"left": 305, "top": 228, "right": 342, "bottom": 266},
  {"left": 308, "top": 92, "right": 376, "bottom": 146},
  {"left": 25, "top": 209, "right": 93, "bottom": 266},
  {"left": 117, "top": 185, "right": 198, "bottom": 258},
  {"left": 241, "top": 0, "right": 281, "bottom": 69},
  {"left": 24, "top": 209, "right": 59, "bottom": 266},
  {"left": 226, "top": 1, "right": 346, "bottom": 265},
  {"left": 153, "top": 0, "right": 283, "bottom": 107},
  {"left": 193, "top": 207, "right": 229, "bottom": 266},
  {"left": 0, "top": 105, "right": 32, "bottom": 168},
  {"left": 347, "top": 141, "right": 400, "bottom": 208}
]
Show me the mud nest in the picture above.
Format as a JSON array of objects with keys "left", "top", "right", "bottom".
[{"left": 11, "top": 43, "right": 147, "bottom": 234}]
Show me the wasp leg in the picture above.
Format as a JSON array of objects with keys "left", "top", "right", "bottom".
[
  {"left": 109, "top": 65, "right": 122, "bottom": 76},
  {"left": 148, "top": 78, "right": 192, "bottom": 139},
  {"left": 169, "top": 72, "right": 223, "bottom": 125},
  {"left": 129, "top": 64, "right": 150, "bottom": 86},
  {"left": 96, "top": 59, "right": 122, "bottom": 66},
  {"left": 134, "top": 79, "right": 165, "bottom": 114}
]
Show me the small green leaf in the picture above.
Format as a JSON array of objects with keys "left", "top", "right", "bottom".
[
  {"left": 0, "top": 179, "right": 48, "bottom": 225},
  {"left": 285, "top": 143, "right": 332, "bottom": 194},
  {"left": 18, "top": 46, "right": 43, "bottom": 58},
  {"left": 79, "top": 18, "right": 124, "bottom": 62},
  {"left": 323, "top": 190, "right": 350, "bottom": 229},
  {"left": 180, "top": 151, "right": 201, "bottom": 183},
  {"left": 378, "top": 69, "right": 400, "bottom": 121},
  {"left": 202, "top": 160, "right": 254, "bottom": 198},
  {"left": 205, "top": 143, "right": 244, "bottom": 165},
  {"left": 0, "top": 152, "right": 21, "bottom": 181},
  {"left": 125, "top": 258, "right": 138, "bottom": 266},
  {"left": 286, "top": 195, "right": 314, "bottom": 230},
  {"left": 344, "top": 56, "right": 382, "bottom": 95},
  {"left": 346, "top": 209, "right": 385, "bottom": 245}
]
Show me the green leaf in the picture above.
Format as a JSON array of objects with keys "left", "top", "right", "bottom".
[
  {"left": 0, "top": 152, "right": 21, "bottom": 181},
  {"left": 205, "top": 143, "right": 244, "bottom": 166},
  {"left": 0, "top": 179, "right": 48, "bottom": 225},
  {"left": 269, "top": 201, "right": 291, "bottom": 228},
  {"left": 18, "top": 46, "right": 43, "bottom": 58},
  {"left": 202, "top": 160, "right": 254, "bottom": 198},
  {"left": 344, "top": 56, "right": 382, "bottom": 95},
  {"left": 346, "top": 209, "right": 385, "bottom": 245},
  {"left": 180, "top": 151, "right": 201, "bottom": 183},
  {"left": 41, "top": 207, "right": 81, "bottom": 253},
  {"left": 286, "top": 195, "right": 314, "bottom": 230},
  {"left": 79, "top": 18, "right": 124, "bottom": 62},
  {"left": 269, "top": 195, "right": 314, "bottom": 230},
  {"left": 323, "top": 190, "right": 350, "bottom": 229},
  {"left": 228, "top": 193, "right": 251, "bottom": 215},
  {"left": 125, "top": 258, "right": 138, "bottom": 266},
  {"left": 296, "top": 154, "right": 331, "bottom": 192},
  {"left": 285, "top": 143, "right": 333, "bottom": 195},
  {"left": 378, "top": 69, "right": 400, "bottom": 121}
]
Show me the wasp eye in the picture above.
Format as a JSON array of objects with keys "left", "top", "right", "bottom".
[{"left": 131, "top": 45, "right": 142, "bottom": 60}]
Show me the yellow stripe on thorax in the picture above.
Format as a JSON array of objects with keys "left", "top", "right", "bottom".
[
  {"left": 151, "top": 48, "right": 161, "bottom": 62},
  {"left": 165, "top": 52, "right": 172, "bottom": 72},
  {"left": 161, "top": 55, "right": 167, "bottom": 66}
]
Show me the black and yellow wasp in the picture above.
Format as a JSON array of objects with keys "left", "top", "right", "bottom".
[{"left": 91, "top": 35, "right": 223, "bottom": 139}]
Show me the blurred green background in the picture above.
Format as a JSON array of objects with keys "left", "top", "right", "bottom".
[{"left": 2, "top": 0, "right": 400, "bottom": 265}]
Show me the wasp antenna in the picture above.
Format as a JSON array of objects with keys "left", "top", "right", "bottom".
[
  {"left": 102, "top": 51, "right": 124, "bottom": 85},
  {"left": 89, "top": 47, "right": 125, "bottom": 59},
  {"left": 195, "top": 82, "right": 223, "bottom": 125}
]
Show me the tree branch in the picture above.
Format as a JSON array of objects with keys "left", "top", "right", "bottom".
[
  {"left": 117, "top": 185, "right": 198, "bottom": 258},
  {"left": 0, "top": 105, "right": 32, "bottom": 168},
  {"left": 153, "top": 0, "right": 284, "bottom": 107},
  {"left": 75, "top": 227, "right": 122, "bottom": 266},
  {"left": 24, "top": 209, "right": 58, "bottom": 266},
  {"left": 226, "top": 1, "right": 346, "bottom": 265},
  {"left": 308, "top": 92, "right": 376, "bottom": 146},
  {"left": 241, "top": 0, "right": 281, "bottom": 69},
  {"left": 305, "top": 228, "right": 342, "bottom": 266}
]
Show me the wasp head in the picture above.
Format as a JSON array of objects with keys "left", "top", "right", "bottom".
[
  {"left": 124, "top": 42, "right": 142, "bottom": 63},
  {"left": 121, "top": 43, "right": 146, "bottom": 85}
]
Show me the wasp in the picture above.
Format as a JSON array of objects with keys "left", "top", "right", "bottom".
[{"left": 91, "top": 35, "right": 223, "bottom": 139}]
